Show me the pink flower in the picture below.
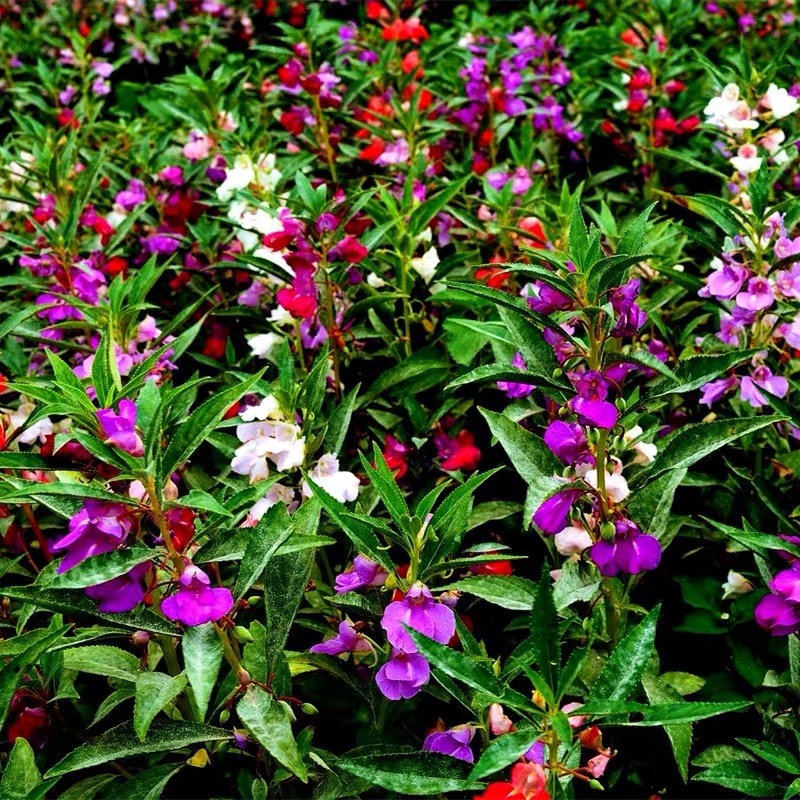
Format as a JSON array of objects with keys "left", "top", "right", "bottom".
[
  {"left": 161, "top": 565, "right": 234, "bottom": 626},
  {"left": 380, "top": 583, "right": 455, "bottom": 652}
]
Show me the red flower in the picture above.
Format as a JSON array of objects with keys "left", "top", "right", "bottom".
[
  {"left": 201, "top": 322, "right": 229, "bottom": 359},
  {"left": 104, "top": 256, "right": 128, "bottom": 277},
  {"left": 381, "top": 17, "right": 429, "bottom": 43},
  {"left": 280, "top": 109, "right": 308, "bottom": 136},
  {"left": 517, "top": 216, "right": 547, "bottom": 249},
  {"left": 357, "top": 137, "right": 386, "bottom": 162},
  {"left": 383, "top": 434, "right": 412, "bottom": 479},
  {"left": 471, "top": 559, "right": 514, "bottom": 576},
  {"left": 435, "top": 430, "right": 481, "bottom": 472},
  {"left": 476, "top": 266, "right": 511, "bottom": 289}
]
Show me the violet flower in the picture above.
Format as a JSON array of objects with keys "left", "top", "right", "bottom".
[
  {"left": 739, "top": 365, "right": 788, "bottom": 408},
  {"left": 533, "top": 488, "right": 586, "bottom": 534},
  {"left": 380, "top": 583, "right": 456, "bottom": 652},
  {"left": 85, "top": 562, "right": 150, "bottom": 613},
  {"left": 609, "top": 279, "right": 647, "bottom": 337},
  {"left": 161, "top": 565, "right": 234, "bottom": 626},
  {"left": 334, "top": 555, "right": 388, "bottom": 594},
  {"left": 52, "top": 500, "right": 133, "bottom": 573},
  {"left": 755, "top": 593, "right": 800, "bottom": 636},
  {"left": 310, "top": 619, "right": 370, "bottom": 656},
  {"left": 422, "top": 725, "right": 475, "bottom": 763},
  {"left": 375, "top": 650, "right": 430, "bottom": 700},
  {"left": 97, "top": 399, "right": 144, "bottom": 456},
  {"left": 569, "top": 371, "right": 618, "bottom": 429},
  {"left": 497, "top": 352, "right": 535, "bottom": 399},
  {"left": 590, "top": 519, "right": 661, "bottom": 577},
  {"left": 543, "top": 420, "right": 589, "bottom": 465}
]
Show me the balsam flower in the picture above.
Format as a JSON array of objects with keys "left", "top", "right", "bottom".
[
  {"left": 334, "top": 555, "right": 388, "bottom": 594},
  {"left": 381, "top": 583, "right": 455, "bottom": 652},
  {"left": 161, "top": 565, "right": 234, "bottom": 626},
  {"left": 375, "top": 649, "right": 430, "bottom": 700},
  {"left": 310, "top": 619, "right": 370, "bottom": 656},
  {"left": 590, "top": 519, "right": 661, "bottom": 577},
  {"left": 302, "top": 454, "right": 360, "bottom": 502},
  {"left": 85, "top": 562, "right": 150, "bottom": 613},
  {"left": 97, "top": 399, "right": 144, "bottom": 457},
  {"left": 569, "top": 372, "right": 618, "bottom": 430},
  {"left": 422, "top": 724, "right": 475, "bottom": 762}
]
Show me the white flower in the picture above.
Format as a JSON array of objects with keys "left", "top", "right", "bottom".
[
  {"left": 216, "top": 155, "right": 256, "bottom": 202},
  {"left": 255, "top": 153, "right": 282, "bottom": 192},
  {"left": 763, "top": 83, "right": 799, "bottom": 120},
  {"left": 730, "top": 143, "right": 762, "bottom": 174},
  {"left": 243, "top": 484, "right": 297, "bottom": 526},
  {"left": 554, "top": 526, "right": 593, "bottom": 556},
  {"left": 302, "top": 453, "right": 360, "bottom": 502},
  {"left": 269, "top": 306, "right": 295, "bottom": 327},
  {"left": 722, "top": 570, "right": 754, "bottom": 600},
  {"left": 9, "top": 401, "right": 53, "bottom": 445},
  {"left": 240, "top": 395, "right": 282, "bottom": 422},
  {"left": 410, "top": 246, "right": 440, "bottom": 284},
  {"left": 231, "top": 418, "right": 306, "bottom": 483},
  {"left": 623, "top": 425, "right": 658, "bottom": 464},
  {"left": 366, "top": 272, "right": 386, "bottom": 289},
  {"left": 248, "top": 332, "right": 282, "bottom": 359},
  {"left": 585, "top": 468, "right": 630, "bottom": 503},
  {"left": 704, "top": 83, "right": 758, "bottom": 132}
]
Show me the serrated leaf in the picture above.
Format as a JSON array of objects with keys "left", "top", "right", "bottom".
[
  {"left": 61, "top": 645, "right": 140, "bottom": 682},
  {"left": 468, "top": 728, "right": 540, "bottom": 781},
  {"left": 442, "top": 575, "right": 537, "bottom": 611},
  {"left": 737, "top": 739, "right": 800, "bottom": 775},
  {"left": 237, "top": 687, "right": 307, "bottom": 781},
  {"left": 134, "top": 672, "right": 188, "bottom": 741},
  {"left": 45, "top": 721, "right": 229, "bottom": 778},
  {"left": 50, "top": 546, "right": 153, "bottom": 589},
  {"left": 661, "top": 671, "right": 705, "bottom": 696},
  {"left": 57, "top": 775, "right": 117, "bottom": 800},
  {"left": 182, "top": 623, "right": 223, "bottom": 721},
  {"left": 589, "top": 607, "right": 659, "bottom": 702},
  {"left": 234, "top": 503, "right": 293, "bottom": 600},
  {"left": 0, "top": 738, "right": 41, "bottom": 800},
  {"left": 693, "top": 760, "right": 784, "bottom": 797},
  {"left": 337, "top": 747, "right": 471, "bottom": 794},
  {"left": 577, "top": 699, "right": 750, "bottom": 725},
  {"left": 645, "top": 351, "right": 760, "bottom": 401},
  {"left": 114, "top": 764, "right": 183, "bottom": 800},
  {"left": 642, "top": 672, "right": 691, "bottom": 782},
  {"left": 692, "top": 744, "right": 756, "bottom": 767}
]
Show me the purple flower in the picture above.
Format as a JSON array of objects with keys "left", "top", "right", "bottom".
[
  {"left": 141, "top": 233, "right": 181, "bottom": 255},
  {"left": 569, "top": 371, "right": 618, "bottom": 429},
  {"left": 543, "top": 420, "right": 588, "bottom": 465},
  {"left": 380, "top": 583, "right": 456, "bottom": 652},
  {"left": 334, "top": 555, "right": 388, "bottom": 593},
  {"left": 770, "top": 564, "right": 800, "bottom": 603},
  {"left": 375, "top": 650, "right": 430, "bottom": 700},
  {"left": 97, "top": 399, "right": 144, "bottom": 456},
  {"left": 590, "top": 519, "right": 661, "bottom": 577},
  {"left": 310, "top": 620, "right": 370, "bottom": 656},
  {"left": 422, "top": 725, "right": 475, "bottom": 763},
  {"left": 524, "top": 282, "right": 574, "bottom": 314},
  {"left": 161, "top": 565, "right": 234, "bottom": 626},
  {"left": 754, "top": 593, "right": 800, "bottom": 636},
  {"left": 52, "top": 500, "right": 133, "bottom": 573},
  {"left": 115, "top": 179, "right": 147, "bottom": 211},
  {"left": 85, "top": 562, "right": 150, "bottom": 613},
  {"left": 497, "top": 352, "right": 535, "bottom": 399},
  {"left": 699, "top": 375, "right": 739, "bottom": 406},
  {"left": 735, "top": 277, "right": 774, "bottom": 311},
  {"left": 609, "top": 279, "right": 647, "bottom": 337},
  {"left": 533, "top": 488, "right": 586, "bottom": 535},
  {"left": 524, "top": 741, "right": 546, "bottom": 763},
  {"left": 739, "top": 365, "right": 788, "bottom": 408},
  {"left": 699, "top": 259, "right": 749, "bottom": 300}
]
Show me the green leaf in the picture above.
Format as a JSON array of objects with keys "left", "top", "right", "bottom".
[
  {"left": 57, "top": 775, "right": 117, "bottom": 800},
  {"left": 134, "top": 672, "right": 188, "bottom": 741},
  {"left": 337, "top": 747, "right": 471, "bottom": 795},
  {"left": 469, "top": 728, "right": 540, "bottom": 780},
  {"left": 589, "top": 606, "right": 659, "bottom": 702},
  {"left": 785, "top": 777, "right": 800, "bottom": 800},
  {"left": 234, "top": 503, "right": 293, "bottom": 600},
  {"left": 693, "top": 761, "right": 784, "bottom": 797},
  {"left": 692, "top": 744, "right": 756, "bottom": 767},
  {"left": 237, "top": 687, "right": 308, "bottom": 782},
  {"left": 645, "top": 351, "right": 761, "bottom": 401},
  {"left": 359, "top": 443, "right": 410, "bottom": 534},
  {"left": 496, "top": 305, "right": 562, "bottom": 384},
  {"left": 479, "top": 407, "right": 561, "bottom": 519},
  {"left": 628, "top": 468, "right": 687, "bottom": 540},
  {"left": 637, "top": 416, "right": 785, "bottom": 486},
  {"left": 552, "top": 559, "right": 602, "bottom": 611},
  {"left": 323, "top": 383, "right": 359, "bottom": 455},
  {"left": 530, "top": 566, "right": 560, "bottom": 688},
  {"left": 50, "top": 546, "right": 153, "bottom": 589},
  {"left": 0, "top": 586, "right": 176, "bottom": 634},
  {"left": 702, "top": 518, "right": 800, "bottom": 560},
  {"left": 174, "top": 489, "right": 232, "bottom": 517},
  {"left": 162, "top": 370, "right": 264, "bottom": 475},
  {"left": 114, "top": 764, "right": 183, "bottom": 800},
  {"left": 45, "top": 720, "right": 230, "bottom": 777},
  {"left": 0, "top": 738, "right": 41, "bottom": 800},
  {"left": 642, "top": 672, "right": 691, "bottom": 782},
  {"left": 0, "top": 625, "right": 70, "bottom": 730},
  {"left": 682, "top": 194, "right": 745, "bottom": 237},
  {"left": 737, "top": 739, "right": 800, "bottom": 775},
  {"left": 182, "top": 623, "right": 223, "bottom": 721},
  {"left": 442, "top": 576, "right": 537, "bottom": 611},
  {"left": 577, "top": 699, "right": 750, "bottom": 725},
  {"left": 61, "top": 645, "right": 140, "bottom": 682},
  {"left": 407, "top": 176, "right": 469, "bottom": 238},
  {"left": 661, "top": 672, "right": 705, "bottom": 696}
]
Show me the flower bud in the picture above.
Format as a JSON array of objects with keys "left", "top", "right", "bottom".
[
  {"left": 300, "top": 703, "right": 318, "bottom": 715},
  {"left": 600, "top": 521, "right": 616, "bottom": 542},
  {"left": 131, "top": 630, "right": 151, "bottom": 648},
  {"left": 579, "top": 725, "right": 604, "bottom": 751},
  {"left": 164, "top": 480, "right": 179, "bottom": 501},
  {"left": 531, "top": 690, "right": 547, "bottom": 710},
  {"left": 233, "top": 626, "right": 254, "bottom": 643},
  {"left": 220, "top": 708, "right": 230, "bottom": 724},
  {"left": 237, "top": 668, "right": 251, "bottom": 686}
]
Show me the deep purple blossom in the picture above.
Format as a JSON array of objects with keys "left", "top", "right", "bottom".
[
  {"left": 334, "top": 555, "right": 388, "bottom": 594},
  {"left": 497, "top": 352, "right": 535, "bottom": 399},
  {"left": 524, "top": 282, "right": 574, "bottom": 314},
  {"left": 310, "top": 619, "right": 370, "bottom": 656},
  {"left": 380, "top": 583, "right": 455, "bottom": 652},
  {"left": 115, "top": 179, "right": 147, "bottom": 211},
  {"left": 422, "top": 726, "right": 475, "bottom": 763},
  {"left": 85, "top": 562, "right": 150, "bottom": 613},
  {"left": 97, "top": 399, "right": 144, "bottom": 456},
  {"left": 609, "top": 279, "right": 647, "bottom": 337},
  {"left": 700, "top": 375, "right": 739, "bottom": 406},
  {"left": 739, "top": 365, "right": 788, "bottom": 408},
  {"left": 533, "top": 488, "right": 586, "bottom": 534},
  {"left": 375, "top": 650, "right": 430, "bottom": 700},
  {"left": 52, "top": 500, "right": 133, "bottom": 573},
  {"left": 590, "top": 519, "right": 661, "bottom": 577},
  {"left": 543, "top": 420, "right": 589, "bottom": 465},
  {"left": 161, "top": 565, "right": 234, "bottom": 626},
  {"left": 569, "top": 371, "right": 618, "bottom": 429},
  {"left": 755, "top": 593, "right": 800, "bottom": 636}
]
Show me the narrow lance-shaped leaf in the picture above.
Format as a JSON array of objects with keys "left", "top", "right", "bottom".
[{"left": 181, "top": 623, "right": 223, "bottom": 721}]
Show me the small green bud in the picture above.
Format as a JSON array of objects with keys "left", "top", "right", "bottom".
[
  {"left": 219, "top": 708, "right": 230, "bottom": 724},
  {"left": 300, "top": 703, "right": 318, "bottom": 715},
  {"left": 552, "top": 368, "right": 563, "bottom": 380},
  {"left": 233, "top": 625, "right": 254, "bottom": 643},
  {"left": 600, "top": 521, "right": 616, "bottom": 542},
  {"left": 615, "top": 397, "right": 626, "bottom": 411},
  {"left": 587, "top": 779, "right": 605, "bottom": 791},
  {"left": 246, "top": 596, "right": 261, "bottom": 606}
]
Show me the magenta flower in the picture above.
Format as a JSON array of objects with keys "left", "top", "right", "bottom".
[
  {"left": 380, "top": 583, "right": 456, "bottom": 652},
  {"left": 52, "top": 500, "right": 133, "bottom": 573},
  {"left": 739, "top": 365, "right": 788, "bottom": 408},
  {"left": 115, "top": 179, "right": 146, "bottom": 211},
  {"left": 735, "top": 277, "right": 774, "bottom": 311},
  {"left": 497, "top": 352, "right": 535, "bottom": 399},
  {"left": 161, "top": 565, "right": 234, "bottom": 626},
  {"left": 609, "top": 279, "right": 647, "bottom": 337},
  {"left": 569, "top": 371, "right": 618, "bottom": 429},
  {"left": 310, "top": 620, "right": 370, "bottom": 656},
  {"left": 770, "top": 564, "right": 800, "bottom": 603},
  {"left": 375, "top": 650, "right": 430, "bottom": 700},
  {"left": 422, "top": 725, "right": 476, "bottom": 763},
  {"left": 85, "top": 562, "right": 150, "bottom": 613},
  {"left": 334, "top": 555, "right": 388, "bottom": 594},
  {"left": 533, "top": 488, "right": 586, "bottom": 534},
  {"left": 699, "top": 375, "right": 739, "bottom": 406},
  {"left": 524, "top": 282, "right": 574, "bottom": 314},
  {"left": 543, "top": 420, "right": 589, "bottom": 465},
  {"left": 755, "top": 593, "right": 800, "bottom": 636},
  {"left": 699, "top": 259, "right": 749, "bottom": 300},
  {"left": 97, "top": 399, "right": 144, "bottom": 456},
  {"left": 590, "top": 519, "right": 661, "bottom": 577}
]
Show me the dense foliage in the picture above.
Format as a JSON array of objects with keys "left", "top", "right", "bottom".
[{"left": 1, "top": 1, "right": 800, "bottom": 798}]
